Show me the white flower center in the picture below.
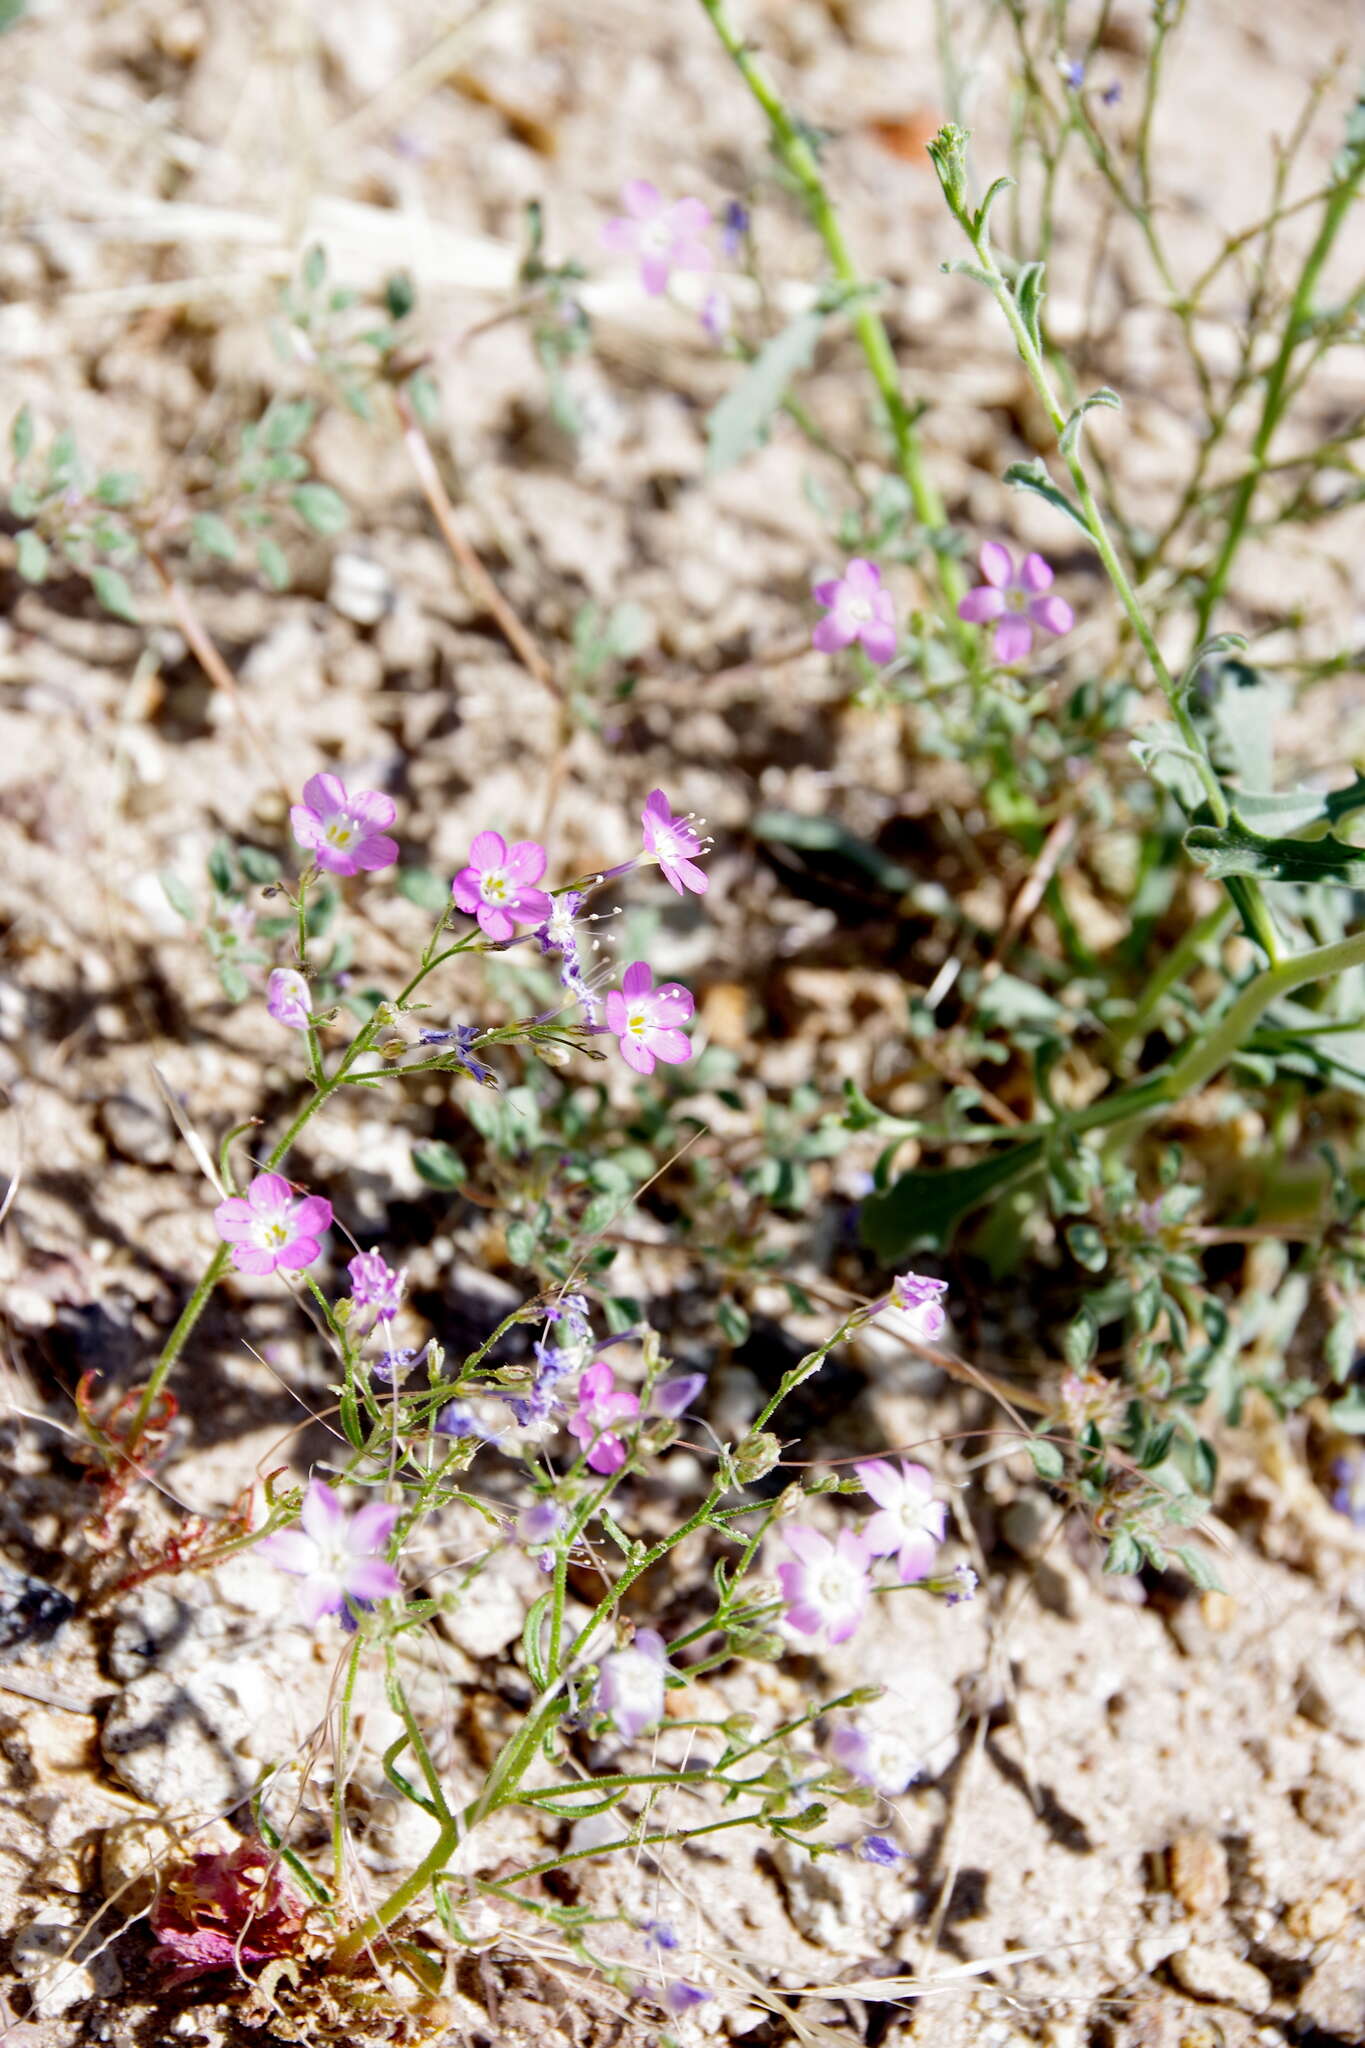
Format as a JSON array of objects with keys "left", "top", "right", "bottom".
[
  {"left": 325, "top": 819, "right": 356, "bottom": 848},
  {"left": 481, "top": 871, "right": 510, "bottom": 904},
  {"left": 627, "top": 1009, "right": 649, "bottom": 1038},
  {"left": 844, "top": 596, "right": 874, "bottom": 625},
  {"left": 818, "top": 1561, "right": 860, "bottom": 1609},
  {"left": 653, "top": 827, "right": 679, "bottom": 862},
  {"left": 1004, "top": 587, "right": 1028, "bottom": 612},
  {"left": 640, "top": 218, "right": 674, "bottom": 254},
  {"left": 260, "top": 1219, "right": 289, "bottom": 1249}
]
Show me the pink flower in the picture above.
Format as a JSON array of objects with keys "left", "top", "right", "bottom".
[
  {"left": 451, "top": 830, "right": 552, "bottom": 942},
  {"left": 892, "top": 1271, "right": 949, "bottom": 1344},
  {"left": 257, "top": 1477, "right": 402, "bottom": 1627},
  {"left": 641, "top": 789, "right": 709, "bottom": 896},
  {"left": 855, "top": 1459, "right": 947, "bottom": 1583},
  {"left": 829, "top": 1720, "right": 919, "bottom": 1797},
  {"left": 267, "top": 968, "right": 311, "bottom": 1031},
  {"left": 652, "top": 1372, "right": 707, "bottom": 1419},
  {"left": 601, "top": 181, "right": 713, "bottom": 297},
  {"left": 347, "top": 1249, "right": 405, "bottom": 1329},
  {"left": 567, "top": 1359, "right": 640, "bottom": 1474},
  {"left": 812, "top": 559, "right": 898, "bottom": 664},
  {"left": 149, "top": 1842, "right": 307, "bottom": 1985},
  {"left": 213, "top": 1171, "right": 332, "bottom": 1276},
  {"left": 290, "top": 773, "right": 399, "bottom": 877},
  {"left": 605, "top": 961, "right": 694, "bottom": 1077},
  {"left": 594, "top": 1627, "right": 668, "bottom": 1737},
  {"left": 776, "top": 1526, "right": 872, "bottom": 1645},
  {"left": 957, "top": 543, "right": 1074, "bottom": 664}
]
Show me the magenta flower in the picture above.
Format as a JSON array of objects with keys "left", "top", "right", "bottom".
[
  {"left": 213, "top": 1171, "right": 332, "bottom": 1276},
  {"left": 267, "top": 968, "right": 311, "bottom": 1031},
  {"left": 149, "top": 1843, "right": 307, "bottom": 1984},
  {"left": 601, "top": 181, "right": 713, "bottom": 297},
  {"left": 776, "top": 1526, "right": 872, "bottom": 1646},
  {"left": 594, "top": 1627, "right": 668, "bottom": 1738},
  {"left": 451, "top": 830, "right": 552, "bottom": 942},
  {"left": 855, "top": 1459, "right": 947, "bottom": 1583},
  {"left": 828, "top": 1720, "right": 918, "bottom": 1796},
  {"left": 347, "top": 1249, "right": 405, "bottom": 1329},
  {"left": 290, "top": 773, "right": 399, "bottom": 877},
  {"left": 957, "top": 543, "right": 1074, "bottom": 664},
  {"left": 606, "top": 962, "right": 694, "bottom": 1077},
  {"left": 812, "top": 559, "right": 897, "bottom": 664},
  {"left": 257, "top": 1478, "right": 402, "bottom": 1627},
  {"left": 892, "top": 1271, "right": 949, "bottom": 1344},
  {"left": 567, "top": 1360, "right": 640, "bottom": 1474},
  {"left": 641, "top": 789, "right": 709, "bottom": 897}
]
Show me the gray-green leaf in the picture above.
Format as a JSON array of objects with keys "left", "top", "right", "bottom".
[
  {"left": 14, "top": 529, "right": 48, "bottom": 582},
  {"left": 706, "top": 309, "right": 826, "bottom": 475},
  {"left": 291, "top": 482, "right": 348, "bottom": 536},
  {"left": 1003, "top": 458, "right": 1092, "bottom": 538},
  {"left": 192, "top": 512, "right": 238, "bottom": 562},
  {"left": 90, "top": 565, "right": 139, "bottom": 623}
]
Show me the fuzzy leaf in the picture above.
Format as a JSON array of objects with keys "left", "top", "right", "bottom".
[
  {"left": 707, "top": 309, "right": 826, "bottom": 474},
  {"left": 90, "top": 565, "right": 139, "bottom": 623},
  {"left": 14, "top": 529, "right": 48, "bottom": 582},
  {"left": 1059, "top": 387, "right": 1120, "bottom": 458},
  {"left": 94, "top": 470, "right": 141, "bottom": 508},
  {"left": 291, "top": 482, "right": 349, "bottom": 536},
  {"left": 10, "top": 403, "right": 33, "bottom": 462},
  {"left": 412, "top": 1140, "right": 467, "bottom": 1189},
  {"left": 257, "top": 537, "right": 290, "bottom": 591},
  {"left": 159, "top": 870, "right": 195, "bottom": 921},
  {"left": 1015, "top": 261, "right": 1046, "bottom": 352},
  {"left": 1003, "top": 457, "right": 1092, "bottom": 537},
  {"left": 861, "top": 1137, "right": 1046, "bottom": 1258},
  {"left": 397, "top": 867, "right": 451, "bottom": 915},
  {"left": 192, "top": 512, "right": 238, "bottom": 562},
  {"left": 1185, "top": 815, "right": 1365, "bottom": 886}
]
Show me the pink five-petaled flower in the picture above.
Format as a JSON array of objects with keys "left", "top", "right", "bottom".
[
  {"left": 606, "top": 961, "right": 694, "bottom": 1077},
  {"left": 290, "top": 773, "right": 399, "bottom": 877},
  {"left": 567, "top": 1360, "right": 640, "bottom": 1475},
  {"left": 594, "top": 1627, "right": 669, "bottom": 1738},
  {"left": 267, "top": 968, "right": 311, "bottom": 1031},
  {"left": 957, "top": 543, "right": 1074, "bottom": 664},
  {"left": 776, "top": 1526, "right": 872, "bottom": 1646},
  {"left": 451, "top": 831, "right": 552, "bottom": 942},
  {"left": 892, "top": 1271, "right": 949, "bottom": 1344},
  {"left": 601, "top": 181, "right": 713, "bottom": 297},
  {"left": 641, "top": 789, "right": 709, "bottom": 897},
  {"left": 812, "top": 558, "right": 898, "bottom": 664},
  {"left": 213, "top": 1172, "right": 332, "bottom": 1277},
  {"left": 855, "top": 1459, "right": 947, "bottom": 1583},
  {"left": 257, "top": 1478, "right": 403, "bottom": 1628}
]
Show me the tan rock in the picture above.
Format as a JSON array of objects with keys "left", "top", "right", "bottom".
[
  {"left": 1168, "top": 1832, "right": 1230, "bottom": 1916},
  {"left": 1169, "top": 1944, "right": 1273, "bottom": 2013}
]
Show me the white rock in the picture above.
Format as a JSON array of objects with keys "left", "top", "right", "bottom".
[
  {"left": 1300, "top": 1651, "right": 1365, "bottom": 1743},
  {"left": 11, "top": 1909, "right": 122, "bottom": 2017},
  {"left": 101, "top": 1662, "right": 269, "bottom": 1814},
  {"left": 328, "top": 551, "right": 393, "bottom": 626},
  {"left": 1170, "top": 1944, "right": 1273, "bottom": 2011}
]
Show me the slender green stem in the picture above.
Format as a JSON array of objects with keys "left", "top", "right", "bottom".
[
  {"left": 694, "top": 0, "right": 965, "bottom": 612},
  {"left": 1112, "top": 899, "right": 1236, "bottom": 1053}
]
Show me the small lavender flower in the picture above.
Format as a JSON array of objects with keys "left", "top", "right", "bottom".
[
  {"left": 267, "top": 968, "right": 310, "bottom": 1031},
  {"left": 373, "top": 1342, "right": 428, "bottom": 1385},
  {"left": 664, "top": 1983, "right": 711, "bottom": 2015},
  {"left": 417, "top": 1023, "right": 497, "bottom": 1087},
  {"left": 568, "top": 1360, "right": 640, "bottom": 1475},
  {"left": 347, "top": 1249, "right": 405, "bottom": 1329},
  {"left": 290, "top": 774, "right": 399, "bottom": 877},
  {"left": 652, "top": 1372, "right": 706, "bottom": 1419},
  {"left": 516, "top": 1499, "right": 566, "bottom": 1549},
  {"left": 957, "top": 543, "right": 1074, "bottom": 665},
  {"left": 891, "top": 1271, "right": 949, "bottom": 1344},
  {"left": 213, "top": 1172, "right": 332, "bottom": 1276},
  {"left": 606, "top": 962, "right": 695, "bottom": 1077},
  {"left": 856, "top": 1459, "right": 947, "bottom": 1583},
  {"left": 594, "top": 1628, "right": 668, "bottom": 1738},
  {"left": 945, "top": 1561, "right": 979, "bottom": 1606},
  {"left": 434, "top": 1399, "right": 494, "bottom": 1440},
  {"left": 1101, "top": 80, "right": 1123, "bottom": 105},
  {"left": 257, "top": 1478, "right": 402, "bottom": 1627},
  {"left": 811, "top": 558, "right": 898, "bottom": 664},
  {"left": 829, "top": 1720, "right": 918, "bottom": 1797},
  {"left": 601, "top": 182, "right": 713, "bottom": 296},
  {"left": 700, "top": 288, "right": 731, "bottom": 341},
  {"left": 1331, "top": 1454, "right": 1365, "bottom": 1528},
  {"left": 534, "top": 890, "right": 601, "bottom": 1023},
  {"left": 641, "top": 789, "right": 710, "bottom": 897},
  {"left": 859, "top": 1834, "right": 904, "bottom": 1866},
  {"left": 721, "top": 199, "right": 749, "bottom": 258},
  {"left": 776, "top": 1526, "right": 872, "bottom": 1646},
  {"left": 451, "top": 831, "right": 552, "bottom": 942},
  {"left": 1060, "top": 57, "right": 1085, "bottom": 89}
]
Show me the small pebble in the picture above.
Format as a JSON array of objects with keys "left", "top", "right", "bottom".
[
  {"left": 1168, "top": 1831, "right": 1230, "bottom": 1915},
  {"left": 1169, "top": 1944, "right": 1273, "bottom": 2012}
]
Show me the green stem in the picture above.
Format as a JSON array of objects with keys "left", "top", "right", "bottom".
[
  {"left": 695, "top": 0, "right": 964, "bottom": 610},
  {"left": 1195, "top": 112, "right": 1365, "bottom": 640}
]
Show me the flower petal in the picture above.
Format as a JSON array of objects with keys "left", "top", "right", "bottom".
[
  {"left": 619, "top": 1036, "right": 655, "bottom": 1075},
  {"left": 469, "top": 830, "right": 507, "bottom": 871},
  {"left": 353, "top": 833, "right": 399, "bottom": 872},
  {"left": 290, "top": 1196, "right": 332, "bottom": 1238},
  {"left": 478, "top": 904, "right": 515, "bottom": 942},
  {"left": 623, "top": 178, "right": 662, "bottom": 218},
  {"left": 451, "top": 869, "right": 481, "bottom": 913},
  {"left": 257, "top": 1529, "right": 317, "bottom": 1576},
  {"left": 605, "top": 991, "right": 628, "bottom": 1034},
  {"left": 957, "top": 585, "right": 1004, "bottom": 624},
  {"left": 232, "top": 1245, "right": 277, "bottom": 1276},
  {"left": 301, "top": 1478, "right": 345, "bottom": 1547},
  {"left": 812, "top": 615, "right": 855, "bottom": 653},
  {"left": 844, "top": 557, "right": 882, "bottom": 595},
  {"left": 854, "top": 1458, "right": 900, "bottom": 1509},
  {"left": 669, "top": 197, "right": 712, "bottom": 236},
  {"left": 993, "top": 615, "right": 1033, "bottom": 664},
  {"left": 213, "top": 1198, "right": 255, "bottom": 1241},
  {"left": 783, "top": 1525, "right": 830, "bottom": 1565},
  {"left": 647, "top": 1028, "right": 693, "bottom": 1065},
  {"left": 979, "top": 542, "right": 1013, "bottom": 587},
  {"left": 621, "top": 960, "right": 653, "bottom": 999},
  {"left": 639, "top": 255, "right": 670, "bottom": 295},
  {"left": 301, "top": 772, "right": 346, "bottom": 818},
  {"left": 297, "top": 1576, "right": 346, "bottom": 1627},
  {"left": 895, "top": 1531, "right": 939, "bottom": 1582},
  {"left": 1019, "top": 552, "right": 1053, "bottom": 593},
  {"left": 812, "top": 579, "right": 841, "bottom": 606},
  {"left": 347, "top": 789, "right": 397, "bottom": 830},
  {"left": 248, "top": 1172, "right": 292, "bottom": 1214},
  {"left": 859, "top": 621, "right": 898, "bottom": 665},
  {"left": 503, "top": 840, "right": 548, "bottom": 885},
  {"left": 1029, "top": 594, "right": 1074, "bottom": 637},
  {"left": 346, "top": 1558, "right": 403, "bottom": 1604}
]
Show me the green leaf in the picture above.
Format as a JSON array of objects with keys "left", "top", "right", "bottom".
[
  {"left": 14, "top": 529, "right": 48, "bottom": 582},
  {"left": 1026, "top": 1435, "right": 1065, "bottom": 1480},
  {"left": 412, "top": 1140, "right": 467, "bottom": 1189},
  {"left": 1003, "top": 457, "right": 1092, "bottom": 538},
  {"left": 217, "top": 960, "right": 251, "bottom": 1003},
  {"left": 1184, "top": 814, "right": 1365, "bottom": 887},
  {"left": 1329, "top": 1386, "right": 1365, "bottom": 1433},
  {"left": 10, "top": 403, "right": 33, "bottom": 462},
  {"left": 291, "top": 482, "right": 349, "bottom": 536},
  {"left": 1103, "top": 1530, "right": 1142, "bottom": 1575},
  {"left": 579, "top": 1191, "right": 620, "bottom": 1235},
  {"left": 971, "top": 172, "right": 1014, "bottom": 241},
  {"left": 1065, "top": 1222, "right": 1109, "bottom": 1273},
  {"left": 974, "top": 971, "right": 1067, "bottom": 1037},
  {"left": 1015, "top": 261, "right": 1046, "bottom": 352},
  {"left": 94, "top": 470, "right": 141, "bottom": 508},
  {"left": 192, "top": 512, "right": 238, "bottom": 562},
  {"left": 1062, "top": 1306, "right": 1097, "bottom": 1369},
  {"left": 506, "top": 1217, "right": 538, "bottom": 1266},
  {"left": 1173, "top": 1544, "right": 1223, "bottom": 1593},
  {"left": 238, "top": 845, "right": 281, "bottom": 884},
  {"left": 1325, "top": 1308, "right": 1356, "bottom": 1383},
  {"left": 159, "top": 870, "right": 195, "bottom": 920},
  {"left": 262, "top": 397, "right": 315, "bottom": 451},
  {"left": 397, "top": 867, "right": 452, "bottom": 915},
  {"left": 207, "top": 842, "right": 235, "bottom": 896},
  {"left": 717, "top": 1298, "right": 750, "bottom": 1346},
  {"left": 861, "top": 1136, "right": 1046, "bottom": 1258},
  {"left": 257, "top": 536, "right": 290, "bottom": 591},
  {"left": 752, "top": 808, "right": 915, "bottom": 893},
  {"left": 90, "top": 565, "right": 139, "bottom": 622},
  {"left": 407, "top": 369, "right": 441, "bottom": 430},
  {"left": 706, "top": 308, "right": 826, "bottom": 474},
  {"left": 1059, "top": 387, "right": 1120, "bottom": 458},
  {"left": 302, "top": 243, "right": 327, "bottom": 293}
]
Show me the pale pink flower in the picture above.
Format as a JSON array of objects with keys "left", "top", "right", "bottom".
[
  {"left": 257, "top": 1478, "right": 402, "bottom": 1627},
  {"left": 812, "top": 559, "right": 897, "bottom": 664},
  {"left": 641, "top": 789, "right": 709, "bottom": 896},
  {"left": 652, "top": 1373, "right": 706, "bottom": 1419},
  {"left": 594, "top": 1627, "right": 668, "bottom": 1737},
  {"left": 776, "top": 1526, "right": 872, "bottom": 1645},
  {"left": 605, "top": 961, "right": 694, "bottom": 1077},
  {"left": 957, "top": 543, "right": 1074, "bottom": 664},
  {"left": 451, "top": 830, "right": 552, "bottom": 942},
  {"left": 290, "top": 773, "right": 398, "bottom": 877},
  {"left": 567, "top": 1360, "right": 640, "bottom": 1474},
  {"left": 855, "top": 1459, "right": 947, "bottom": 1582},
  {"left": 892, "top": 1271, "right": 949, "bottom": 1344},
  {"left": 828, "top": 1720, "right": 918, "bottom": 1796},
  {"left": 267, "top": 968, "right": 311, "bottom": 1031},
  {"left": 602, "top": 181, "right": 713, "bottom": 297},
  {"left": 213, "top": 1171, "right": 332, "bottom": 1276},
  {"left": 346, "top": 1249, "right": 405, "bottom": 1329}
]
